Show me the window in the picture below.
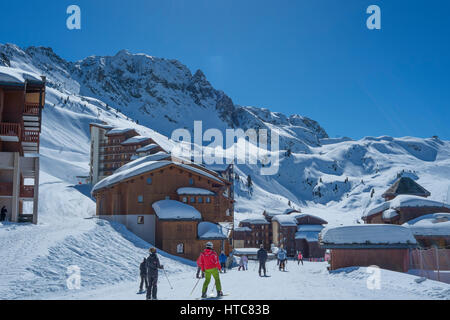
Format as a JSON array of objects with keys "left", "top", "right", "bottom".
[
  {"left": 182, "top": 197, "right": 188, "bottom": 203},
  {"left": 206, "top": 197, "right": 211, "bottom": 203},
  {"left": 189, "top": 178, "right": 194, "bottom": 185},
  {"left": 226, "top": 209, "right": 230, "bottom": 216},
  {"left": 177, "top": 243, "right": 184, "bottom": 254},
  {"left": 190, "top": 197, "right": 196, "bottom": 203},
  {"left": 198, "top": 197, "right": 203, "bottom": 203},
  {"left": 137, "top": 216, "right": 144, "bottom": 224},
  {"left": 165, "top": 196, "right": 170, "bottom": 200},
  {"left": 138, "top": 195, "right": 143, "bottom": 203}
]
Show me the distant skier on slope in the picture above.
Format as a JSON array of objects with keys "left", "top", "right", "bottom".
[
  {"left": 198, "top": 242, "right": 223, "bottom": 298},
  {"left": 139, "top": 257, "right": 148, "bottom": 293},
  {"left": 257, "top": 245, "right": 268, "bottom": 277},
  {"left": 146, "top": 247, "right": 164, "bottom": 300},
  {"left": 238, "top": 255, "right": 248, "bottom": 271},
  {"left": 297, "top": 251, "right": 304, "bottom": 266},
  {"left": 219, "top": 251, "right": 227, "bottom": 273},
  {"left": 277, "top": 246, "right": 287, "bottom": 271}
]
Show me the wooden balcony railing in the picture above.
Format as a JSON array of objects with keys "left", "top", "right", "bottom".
[
  {"left": 24, "top": 103, "right": 40, "bottom": 116},
  {"left": 22, "top": 130, "right": 40, "bottom": 143},
  {"left": 0, "top": 123, "right": 21, "bottom": 138},
  {"left": 0, "top": 182, "right": 13, "bottom": 197},
  {"left": 20, "top": 186, "right": 34, "bottom": 198}
]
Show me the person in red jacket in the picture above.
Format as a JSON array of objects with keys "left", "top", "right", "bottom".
[
  {"left": 297, "top": 251, "right": 304, "bottom": 265},
  {"left": 198, "top": 242, "right": 223, "bottom": 298}
]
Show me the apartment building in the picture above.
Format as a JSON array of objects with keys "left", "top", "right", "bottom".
[{"left": 0, "top": 67, "right": 45, "bottom": 224}]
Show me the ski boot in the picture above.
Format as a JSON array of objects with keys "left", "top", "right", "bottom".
[
  {"left": 217, "top": 291, "right": 224, "bottom": 298},
  {"left": 201, "top": 291, "right": 207, "bottom": 299}
]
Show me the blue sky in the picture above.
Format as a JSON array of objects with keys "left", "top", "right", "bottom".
[{"left": 1, "top": 0, "right": 449, "bottom": 139}]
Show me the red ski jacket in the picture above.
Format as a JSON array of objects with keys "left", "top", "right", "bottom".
[
  {"left": 298, "top": 252, "right": 303, "bottom": 260},
  {"left": 198, "top": 249, "right": 221, "bottom": 271}
]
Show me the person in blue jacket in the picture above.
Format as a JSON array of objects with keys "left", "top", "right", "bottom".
[
  {"left": 219, "top": 251, "right": 228, "bottom": 273},
  {"left": 277, "top": 246, "right": 287, "bottom": 271}
]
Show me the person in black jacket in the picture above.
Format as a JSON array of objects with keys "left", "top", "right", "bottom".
[
  {"left": 139, "top": 258, "right": 148, "bottom": 293},
  {"left": 0, "top": 206, "right": 7, "bottom": 222},
  {"left": 257, "top": 245, "right": 268, "bottom": 277},
  {"left": 146, "top": 247, "right": 164, "bottom": 300}
]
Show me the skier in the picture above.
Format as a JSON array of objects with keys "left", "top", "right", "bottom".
[
  {"left": 226, "top": 252, "right": 234, "bottom": 270},
  {"left": 238, "top": 255, "right": 248, "bottom": 271},
  {"left": 278, "top": 246, "right": 287, "bottom": 271},
  {"left": 139, "top": 257, "right": 148, "bottom": 293},
  {"left": 219, "top": 251, "right": 227, "bottom": 273},
  {"left": 146, "top": 247, "right": 164, "bottom": 300},
  {"left": 257, "top": 244, "right": 268, "bottom": 277},
  {"left": 198, "top": 242, "right": 223, "bottom": 298},
  {"left": 0, "top": 206, "right": 7, "bottom": 222},
  {"left": 297, "top": 251, "right": 304, "bottom": 266}
]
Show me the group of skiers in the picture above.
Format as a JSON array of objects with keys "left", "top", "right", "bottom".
[{"left": 138, "top": 242, "right": 305, "bottom": 300}]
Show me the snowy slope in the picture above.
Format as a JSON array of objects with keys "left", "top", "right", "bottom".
[{"left": 0, "top": 43, "right": 450, "bottom": 299}]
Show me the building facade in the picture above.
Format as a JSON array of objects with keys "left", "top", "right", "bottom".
[{"left": 0, "top": 67, "right": 45, "bottom": 224}]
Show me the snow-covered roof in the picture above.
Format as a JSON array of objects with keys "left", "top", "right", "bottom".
[
  {"left": 295, "top": 231, "right": 320, "bottom": 242},
  {"left": 382, "top": 209, "right": 399, "bottom": 220},
  {"left": 272, "top": 214, "right": 299, "bottom": 227},
  {"left": 364, "top": 202, "right": 391, "bottom": 218},
  {"left": 320, "top": 225, "right": 417, "bottom": 247},
  {"left": 241, "top": 218, "right": 270, "bottom": 225},
  {"left": 390, "top": 195, "right": 450, "bottom": 210},
  {"left": 297, "top": 224, "right": 325, "bottom": 232},
  {"left": 92, "top": 157, "right": 223, "bottom": 193},
  {"left": 121, "top": 135, "right": 151, "bottom": 145},
  {"left": 90, "top": 122, "right": 114, "bottom": 130},
  {"left": 382, "top": 177, "right": 430, "bottom": 199},
  {"left": 152, "top": 200, "right": 202, "bottom": 221},
  {"left": 403, "top": 213, "right": 450, "bottom": 236},
  {"left": 232, "top": 248, "right": 259, "bottom": 255},
  {"left": 234, "top": 227, "right": 252, "bottom": 232},
  {"left": 198, "top": 222, "right": 227, "bottom": 239},
  {"left": 265, "top": 208, "right": 301, "bottom": 217},
  {"left": 0, "top": 66, "right": 43, "bottom": 85},
  {"left": 106, "top": 128, "right": 136, "bottom": 136},
  {"left": 136, "top": 143, "right": 159, "bottom": 152},
  {"left": 177, "top": 187, "right": 215, "bottom": 196},
  {"left": 92, "top": 160, "right": 172, "bottom": 192}
]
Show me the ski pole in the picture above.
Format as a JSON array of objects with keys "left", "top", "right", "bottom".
[
  {"left": 163, "top": 269, "right": 173, "bottom": 289},
  {"left": 190, "top": 278, "right": 201, "bottom": 296}
]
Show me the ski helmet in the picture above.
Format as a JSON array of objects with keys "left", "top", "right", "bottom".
[
  {"left": 149, "top": 247, "right": 157, "bottom": 253},
  {"left": 205, "top": 241, "right": 213, "bottom": 249}
]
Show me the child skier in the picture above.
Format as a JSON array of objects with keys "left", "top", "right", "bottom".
[
  {"left": 139, "top": 257, "right": 148, "bottom": 293},
  {"left": 198, "top": 242, "right": 223, "bottom": 298}
]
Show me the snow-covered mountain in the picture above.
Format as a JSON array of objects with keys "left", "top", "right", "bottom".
[{"left": 1, "top": 43, "right": 450, "bottom": 299}]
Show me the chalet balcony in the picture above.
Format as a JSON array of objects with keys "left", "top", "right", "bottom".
[
  {"left": 0, "top": 182, "right": 13, "bottom": 197},
  {"left": 23, "top": 103, "right": 40, "bottom": 116},
  {"left": 0, "top": 123, "right": 21, "bottom": 142}
]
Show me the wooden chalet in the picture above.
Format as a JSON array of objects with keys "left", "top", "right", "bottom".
[
  {"left": 0, "top": 67, "right": 45, "bottom": 224},
  {"left": 382, "top": 177, "right": 430, "bottom": 201},
  {"left": 234, "top": 218, "right": 271, "bottom": 250},
  {"left": 92, "top": 157, "right": 234, "bottom": 261},
  {"left": 320, "top": 225, "right": 418, "bottom": 272}
]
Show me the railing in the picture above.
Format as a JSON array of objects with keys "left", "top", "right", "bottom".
[
  {"left": 0, "top": 123, "right": 21, "bottom": 138},
  {"left": 23, "top": 103, "right": 40, "bottom": 116},
  {"left": 20, "top": 186, "right": 35, "bottom": 198},
  {"left": 22, "top": 130, "right": 40, "bottom": 143},
  {"left": 0, "top": 182, "right": 13, "bottom": 196}
]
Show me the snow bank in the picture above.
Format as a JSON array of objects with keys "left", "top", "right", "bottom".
[
  {"left": 152, "top": 200, "right": 202, "bottom": 220},
  {"left": 321, "top": 225, "right": 417, "bottom": 245},
  {"left": 177, "top": 187, "right": 215, "bottom": 195},
  {"left": 403, "top": 213, "right": 450, "bottom": 236},
  {"left": 197, "top": 222, "right": 227, "bottom": 239}
]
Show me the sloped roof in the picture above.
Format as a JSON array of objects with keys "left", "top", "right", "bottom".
[
  {"left": 105, "top": 128, "right": 137, "bottom": 136},
  {"left": 382, "top": 177, "right": 430, "bottom": 198},
  {"left": 121, "top": 136, "right": 151, "bottom": 145},
  {"left": 136, "top": 144, "right": 160, "bottom": 152},
  {"left": 320, "top": 225, "right": 417, "bottom": 248},
  {"left": 198, "top": 222, "right": 227, "bottom": 239},
  {"left": 152, "top": 200, "right": 202, "bottom": 221},
  {"left": 0, "top": 66, "right": 44, "bottom": 85},
  {"left": 403, "top": 213, "right": 450, "bottom": 236}
]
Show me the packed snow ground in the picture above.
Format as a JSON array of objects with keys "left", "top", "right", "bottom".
[{"left": 39, "top": 260, "right": 450, "bottom": 300}]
